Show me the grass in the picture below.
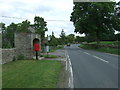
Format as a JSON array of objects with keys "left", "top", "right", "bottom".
[
  {"left": 89, "top": 41, "right": 120, "bottom": 45},
  {"left": 0, "top": 64, "right": 1, "bottom": 89},
  {"left": 49, "top": 45, "right": 64, "bottom": 52},
  {"left": 2, "top": 60, "right": 62, "bottom": 88},
  {"left": 79, "top": 44, "right": 120, "bottom": 55},
  {"left": 41, "top": 54, "right": 58, "bottom": 58}
]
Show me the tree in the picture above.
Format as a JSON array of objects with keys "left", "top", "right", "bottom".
[
  {"left": 1, "top": 23, "right": 6, "bottom": 48},
  {"left": 60, "top": 29, "right": 66, "bottom": 44},
  {"left": 33, "top": 16, "right": 48, "bottom": 42},
  {"left": 49, "top": 32, "right": 58, "bottom": 46},
  {"left": 2, "top": 23, "right": 17, "bottom": 48},
  {"left": 115, "top": 33, "right": 120, "bottom": 41},
  {"left": 115, "top": 1, "right": 120, "bottom": 17},
  {"left": 0, "top": 23, "right": 6, "bottom": 33},
  {"left": 75, "top": 36, "right": 86, "bottom": 43},
  {"left": 66, "top": 34, "right": 75, "bottom": 43},
  {"left": 99, "top": 30, "right": 116, "bottom": 41},
  {"left": 17, "top": 20, "right": 30, "bottom": 32},
  {"left": 70, "top": 2, "right": 120, "bottom": 44}
]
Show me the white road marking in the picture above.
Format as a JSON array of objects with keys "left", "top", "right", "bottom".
[
  {"left": 69, "top": 78, "right": 70, "bottom": 85},
  {"left": 93, "top": 55, "right": 109, "bottom": 63},
  {"left": 84, "top": 52, "right": 91, "bottom": 55},
  {"left": 65, "top": 49, "right": 74, "bottom": 88},
  {"left": 68, "top": 55, "right": 74, "bottom": 88},
  {"left": 65, "top": 50, "right": 68, "bottom": 70},
  {"left": 83, "top": 51, "right": 109, "bottom": 63}
]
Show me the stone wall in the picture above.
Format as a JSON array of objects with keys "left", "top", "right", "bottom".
[
  {"left": 1, "top": 32, "right": 41, "bottom": 64},
  {"left": 2, "top": 48, "right": 16, "bottom": 64}
]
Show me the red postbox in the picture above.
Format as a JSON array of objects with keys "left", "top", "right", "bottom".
[{"left": 34, "top": 43, "right": 40, "bottom": 51}]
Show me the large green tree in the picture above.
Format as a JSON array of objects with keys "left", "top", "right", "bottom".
[
  {"left": 33, "top": 16, "right": 48, "bottom": 42},
  {"left": 115, "top": 33, "right": 120, "bottom": 41},
  {"left": 70, "top": 2, "right": 120, "bottom": 44},
  {"left": 2, "top": 23, "right": 17, "bottom": 48},
  {"left": 115, "top": 1, "right": 120, "bottom": 17}
]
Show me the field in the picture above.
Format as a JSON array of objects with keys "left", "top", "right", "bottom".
[
  {"left": 2, "top": 60, "right": 62, "bottom": 88},
  {"left": 88, "top": 41, "right": 120, "bottom": 45},
  {"left": 79, "top": 41, "right": 120, "bottom": 55}
]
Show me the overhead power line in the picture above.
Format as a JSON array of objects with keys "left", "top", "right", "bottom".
[
  {"left": 46, "top": 20, "right": 71, "bottom": 22},
  {"left": 1, "top": 16, "right": 72, "bottom": 22},
  {"left": 1, "top": 16, "right": 26, "bottom": 19}
]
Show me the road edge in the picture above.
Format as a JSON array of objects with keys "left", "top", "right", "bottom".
[{"left": 65, "top": 48, "right": 74, "bottom": 88}]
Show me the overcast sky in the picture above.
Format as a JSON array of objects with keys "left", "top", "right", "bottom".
[{"left": 0, "top": 0, "right": 119, "bottom": 37}]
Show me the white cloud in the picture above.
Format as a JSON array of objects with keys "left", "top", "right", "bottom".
[{"left": 0, "top": 0, "right": 76, "bottom": 37}]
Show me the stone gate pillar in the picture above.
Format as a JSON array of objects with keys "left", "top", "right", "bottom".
[{"left": 15, "top": 32, "right": 41, "bottom": 59}]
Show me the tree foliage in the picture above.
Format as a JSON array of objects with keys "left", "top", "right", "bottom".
[
  {"left": 66, "top": 34, "right": 75, "bottom": 43},
  {"left": 34, "top": 16, "right": 48, "bottom": 42},
  {"left": 115, "top": 1, "right": 120, "bottom": 17},
  {"left": 60, "top": 29, "right": 66, "bottom": 44},
  {"left": 2, "top": 23, "right": 17, "bottom": 48},
  {"left": 2, "top": 20, "right": 30, "bottom": 48},
  {"left": 0, "top": 23, "right": 6, "bottom": 32},
  {"left": 49, "top": 32, "right": 58, "bottom": 46},
  {"left": 17, "top": 20, "right": 30, "bottom": 32},
  {"left": 2, "top": 16, "right": 48, "bottom": 48},
  {"left": 70, "top": 2, "right": 120, "bottom": 43},
  {"left": 75, "top": 36, "right": 86, "bottom": 43},
  {"left": 115, "top": 33, "right": 120, "bottom": 41}
]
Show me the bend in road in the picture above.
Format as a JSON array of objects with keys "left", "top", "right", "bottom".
[{"left": 65, "top": 44, "right": 119, "bottom": 88}]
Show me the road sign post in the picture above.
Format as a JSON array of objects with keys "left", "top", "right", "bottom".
[{"left": 46, "top": 46, "right": 49, "bottom": 56}]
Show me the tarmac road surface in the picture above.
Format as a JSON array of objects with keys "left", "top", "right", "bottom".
[{"left": 65, "top": 44, "right": 119, "bottom": 88}]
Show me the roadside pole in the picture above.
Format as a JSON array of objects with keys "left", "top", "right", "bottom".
[
  {"left": 46, "top": 35, "right": 50, "bottom": 57},
  {"left": 46, "top": 45, "right": 49, "bottom": 56}
]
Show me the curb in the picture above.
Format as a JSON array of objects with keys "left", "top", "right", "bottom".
[{"left": 65, "top": 49, "right": 74, "bottom": 88}]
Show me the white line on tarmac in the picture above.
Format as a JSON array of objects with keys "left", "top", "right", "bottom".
[
  {"left": 83, "top": 51, "right": 109, "bottom": 63},
  {"left": 65, "top": 50, "right": 68, "bottom": 70},
  {"left": 65, "top": 49, "right": 74, "bottom": 88},
  {"left": 84, "top": 52, "right": 91, "bottom": 55},
  {"left": 69, "top": 78, "right": 70, "bottom": 86},
  {"left": 92, "top": 55, "right": 109, "bottom": 63},
  {"left": 68, "top": 55, "right": 74, "bottom": 88}
]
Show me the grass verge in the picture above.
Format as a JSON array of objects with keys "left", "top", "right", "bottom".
[
  {"left": 41, "top": 54, "right": 58, "bottom": 58},
  {"left": 49, "top": 45, "right": 64, "bottom": 52},
  {"left": 79, "top": 44, "right": 119, "bottom": 55},
  {"left": 88, "top": 41, "right": 120, "bottom": 45},
  {"left": 2, "top": 60, "right": 62, "bottom": 88}
]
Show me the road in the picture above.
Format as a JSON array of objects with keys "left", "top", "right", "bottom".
[{"left": 66, "top": 44, "right": 119, "bottom": 88}]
